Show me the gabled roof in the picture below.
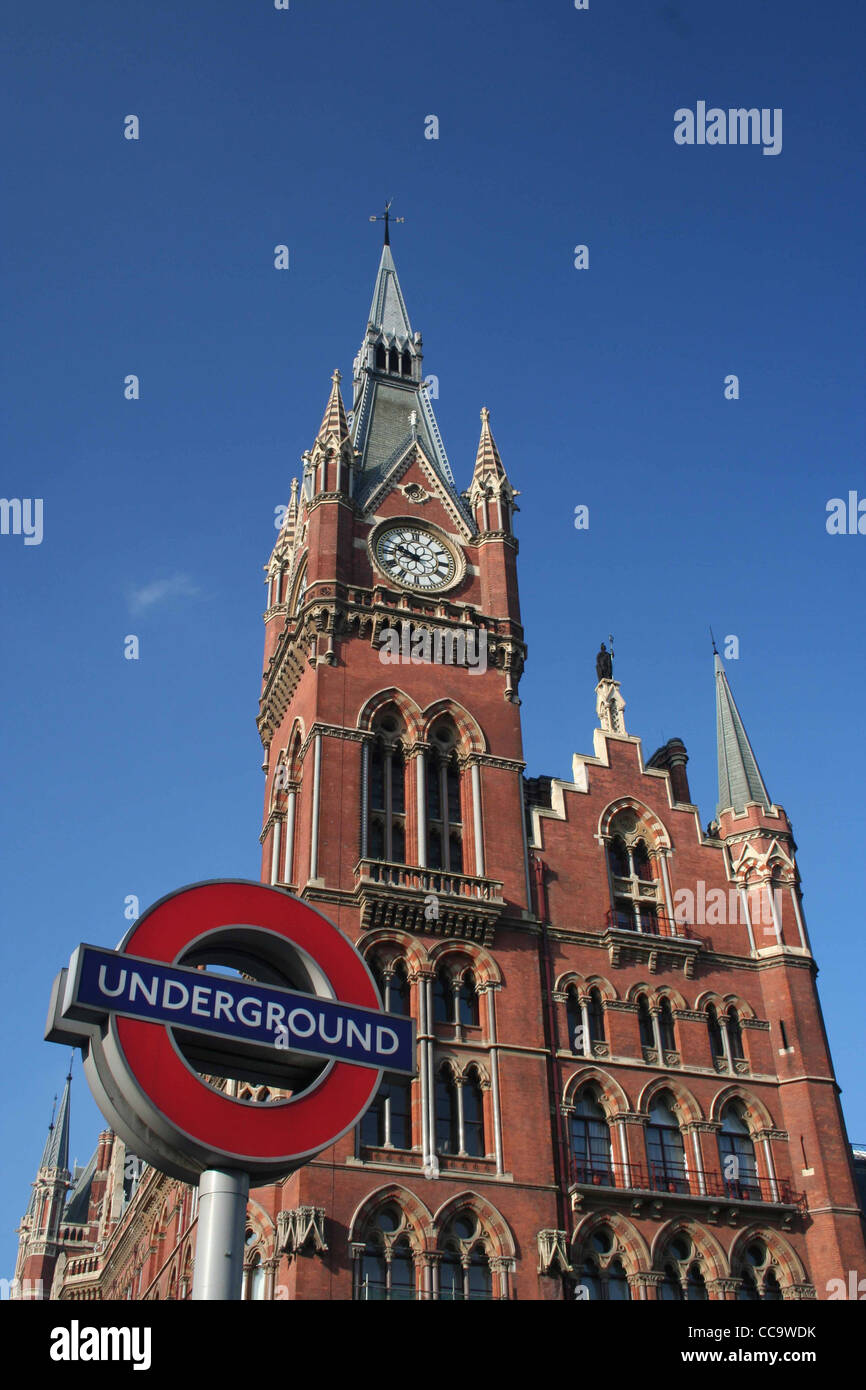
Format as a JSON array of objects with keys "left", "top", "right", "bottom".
[
  {"left": 715, "top": 653, "right": 771, "bottom": 815},
  {"left": 351, "top": 241, "right": 472, "bottom": 525}
]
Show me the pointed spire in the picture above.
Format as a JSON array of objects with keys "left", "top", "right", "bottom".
[
  {"left": 715, "top": 652, "right": 771, "bottom": 815},
  {"left": 39, "top": 1064, "right": 72, "bottom": 1173},
  {"left": 472, "top": 407, "right": 507, "bottom": 483},
  {"left": 316, "top": 369, "right": 350, "bottom": 444},
  {"left": 367, "top": 243, "right": 413, "bottom": 340}
]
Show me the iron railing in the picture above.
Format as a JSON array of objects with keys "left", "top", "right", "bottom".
[{"left": 569, "top": 1157, "right": 804, "bottom": 1209}]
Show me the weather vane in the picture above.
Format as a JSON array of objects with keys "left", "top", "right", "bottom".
[{"left": 369, "top": 199, "right": 405, "bottom": 246}]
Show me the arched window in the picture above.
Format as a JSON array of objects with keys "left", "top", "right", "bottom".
[
  {"left": 686, "top": 1265, "right": 708, "bottom": 1301},
  {"left": 718, "top": 1103, "right": 759, "bottom": 1198},
  {"left": 736, "top": 1239, "right": 782, "bottom": 1301},
  {"left": 388, "top": 348, "right": 399, "bottom": 374},
  {"left": 375, "top": 344, "right": 386, "bottom": 371},
  {"left": 566, "top": 986, "right": 583, "bottom": 1053},
  {"left": 659, "top": 998, "right": 676, "bottom": 1053},
  {"left": 728, "top": 1008, "right": 745, "bottom": 1060},
  {"left": 360, "top": 1077, "right": 412, "bottom": 1150},
  {"left": 632, "top": 839, "right": 653, "bottom": 881},
  {"left": 432, "top": 970, "right": 451, "bottom": 1024},
  {"left": 401, "top": 349, "right": 412, "bottom": 376},
  {"left": 367, "top": 712, "right": 407, "bottom": 863},
  {"left": 435, "top": 1066, "right": 459, "bottom": 1154},
  {"left": 605, "top": 810, "right": 664, "bottom": 933},
  {"left": 588, "top": 988, "right": 606, "bottom": 1046},
  {"left": 433, "top": 965, "right": 479, "bottom": 1028},
  {"left": 707, "top": 1004, "right": 724, "bottom": 1061},
  {"left": 658, "top": 1234, "right": 704, "bottom": 1301},
  {"left": 245, "top": 1253, "right": 266, "bottom": 1301},
  {"left": 637, "top": 995, "right": 655, "bottom": 1050},
  {"left": 456, "top": 971, "right": 480, "bottom": 1027},
  {"left": 570, "top": 1089, "right": 612, "bottom": 1184},
  {"left": 426, "top": 720, "right": 463, "bottom": 873},
  {"left": 462, "top": 1068, "right": 485, "bottom": 1157},
  {"left": 607, "top": 1258, "right": 630, "bottom": 1301},
  {"left": 436, "top": 1213, "right": 494, "bottom": 1301},
  {"left": 356, "top": 1207, "right": 417, "bottom": 1301},
  {"left": 576, "top": 1227, "right": 631, "bottom": 1301},
  {"left": 390, "top": 959, "right": 411, "bottom": 1016},
  {"left": 609, "top": 836, "right": 630, "bottom": 878},
  {"left": 646, "top": 1096, "right": 687, "bottom": 1192}
]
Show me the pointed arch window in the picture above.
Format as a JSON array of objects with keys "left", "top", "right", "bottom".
[
  {"left": 736, "top": 1240, "right": 782, "bottom": 1301},
  {"left": 637, "top": 994, "right": 655, "bottom": 1050},
  {"left": 367, "top": 712, "right": 407, "bottom": 864},
  {"left": 606, "top": 811, "right": 663, "bottom": 933},
  {"left": 646, "top": 1096, "right": 687, "bottom": 1193},
  {"left": 432, "top": 964, "right": 479, "bottom": 1028},
  {"left": 659, "top": 997, "right": 677, "bottom": 1053},
  {"left": 707, "top": 1004, "right": 725, "bottom": 1061},
  {"left": 436, "top": 1213, "right": 494, "bottom": 1301},
  {"left": 728, "top": 1008, "right": 745, "bottom": 1060},
  {"left": 718, "top": 1103, "right": 759, "bottom": 1198},
  {"left": 462, "top": 1067, "right": 486, "bottom": 1158},
  {"left": 355, "top": 1207, "right": 417, "bottom": 1301},
  {"left": 426, "top": 720, "right": 463, "bottom": 873},
  {"left": 569, "top": 1089, "right": 612, "bottom": 1184},
  {"left": 575, "top": 1227, "right": 631, "bottom": 1300},
  {"left": 435, "top": 1066, "right": 459, "bottom": 1155},
  {"left": 456, "top": 971, "right": 480, "bottom": 1027},
  {"left": 244, "top": 1253, "right": 266, "bottom": 1301},
  {"left": 588, "top": 987, "right": 605, "bottom": 1046},
  {"left": 361, "top": 959, "right": 413, "bottom": 1150},
  {"left": 566, "top": 986, "right": 583, "bottom": 1054}
]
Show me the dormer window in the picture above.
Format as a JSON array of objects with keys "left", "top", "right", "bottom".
[{"left": 401, "top": 349, "right": 412, "bottom": 376}]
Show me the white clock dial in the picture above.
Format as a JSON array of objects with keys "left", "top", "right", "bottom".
[{"left": 374, "top": 526, "right": 458, "bottom": 591}]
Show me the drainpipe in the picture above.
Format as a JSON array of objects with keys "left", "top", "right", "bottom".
[{"left": 533, "top": 853, "right": 572, "bottom": 1300}]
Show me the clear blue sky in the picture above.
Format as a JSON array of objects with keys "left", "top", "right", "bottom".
[{"left": 2, "top": 0, "right": 864, "bottom": 1278}]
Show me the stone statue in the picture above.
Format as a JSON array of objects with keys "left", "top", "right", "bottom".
[{"left": 596, "top": 643, "right": 613, "bottom": 681}]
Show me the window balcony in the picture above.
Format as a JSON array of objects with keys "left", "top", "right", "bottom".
[
  {"left": 602, "top": 911, "right": 706, "bottom": 979},
  {"left": 353, "top": 858, "right": 505, "bottom": 944},
  {"left": 568, "top": 1158, "right": 806, "bottom": 1218}
]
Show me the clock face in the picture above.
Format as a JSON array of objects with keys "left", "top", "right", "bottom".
[{"left": 374, "top": 525, "right": 459, "bottom": 591}]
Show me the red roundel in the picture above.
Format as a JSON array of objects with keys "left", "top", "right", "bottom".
[{"left": 114, "top": 882, "right": 381, "bottom": 1170}]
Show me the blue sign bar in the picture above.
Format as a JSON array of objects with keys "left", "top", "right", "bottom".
[{"left": 69, "top": 945, "right": 415, "bottom": 1076}]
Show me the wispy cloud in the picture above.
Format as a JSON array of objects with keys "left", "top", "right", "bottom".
[{"left": 127, "top": 572, "right": 201, "bottom": 615}]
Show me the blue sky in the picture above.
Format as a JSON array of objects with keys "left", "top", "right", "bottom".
[{"left": 2, "top": 0, "right": 864, "bottom": 1277}]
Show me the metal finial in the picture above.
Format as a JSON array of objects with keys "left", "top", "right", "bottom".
[
  {"left": 710, "top": 626, "right": 718, "bottom": 655},
  {"left": 369, "top": 199, "right": 405, "bottom": 246}
]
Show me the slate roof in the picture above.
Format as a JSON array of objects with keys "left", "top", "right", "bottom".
[{"left": 715, "top": 653, "right": 771, "bottom": 815}]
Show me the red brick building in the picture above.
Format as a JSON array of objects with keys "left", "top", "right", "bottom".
[{"left": 15, "top": 235, "right": 866, "bottom": 1302}]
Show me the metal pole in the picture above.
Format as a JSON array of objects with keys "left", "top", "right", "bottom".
[{"left": 192, "top": 1168, "right": 249, "bottom": 1300}]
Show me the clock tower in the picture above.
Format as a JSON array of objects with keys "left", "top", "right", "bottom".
[{"left": 252, "top": 235, "right": 543, "bottom": 1299}]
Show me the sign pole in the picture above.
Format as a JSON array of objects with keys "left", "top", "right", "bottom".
[{"left": 191, "top": 1168, "right": 250, "bottom": 1301}]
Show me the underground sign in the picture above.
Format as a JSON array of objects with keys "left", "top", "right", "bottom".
[{"left": 45, "top": 880, "right": 415, "bottom": 1183}]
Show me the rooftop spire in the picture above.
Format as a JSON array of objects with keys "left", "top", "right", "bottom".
[
  {"left": 472, "top": 407, "right": 507, "bottom": 483},
  {"left": 715, "top": 652, "right": 771, "bottom": 815},
  {"left": 316, "top": 368, "right": 350, "bottom": 444},
  {"left": 39, "top": 1063, "right": 72, "bottom": 1174},
  {"left": 366, "top": 241, "right": 413, "bottom": 340}
]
